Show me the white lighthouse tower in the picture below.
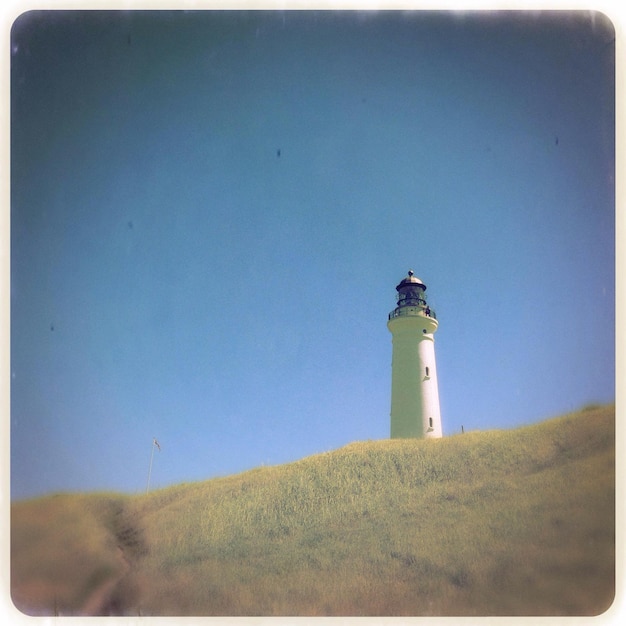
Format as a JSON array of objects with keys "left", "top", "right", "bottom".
[{"left": 387, "top": 270, "right": 443, "bottom": 439}]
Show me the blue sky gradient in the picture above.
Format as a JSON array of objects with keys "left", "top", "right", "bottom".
[{"left": 10, "top": 10, "right": 615, "bottom": 499}]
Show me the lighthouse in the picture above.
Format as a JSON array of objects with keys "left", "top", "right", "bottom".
[{"left": 387, "top": 270, "right": 443, "bottom": 438}]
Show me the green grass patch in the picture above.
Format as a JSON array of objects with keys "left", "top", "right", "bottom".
[{"left": 11, "top": 404, "right": 615, "bottom": 616}]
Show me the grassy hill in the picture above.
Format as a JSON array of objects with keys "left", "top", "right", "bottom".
[{"left": 10, "top": 404, "right": 615, "bottom": 617}]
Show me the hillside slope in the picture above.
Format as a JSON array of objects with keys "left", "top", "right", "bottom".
[{"left": 11, "top": 405, "right": 615, "bottom": 616}]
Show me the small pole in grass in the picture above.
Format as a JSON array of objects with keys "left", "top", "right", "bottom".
[{"left": 146, "top": 437, "right": 161, "bottom": 494}]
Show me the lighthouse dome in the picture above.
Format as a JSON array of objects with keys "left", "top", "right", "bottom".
[{"left": 396, "top": 269, "right": 426, "bottom": 292}]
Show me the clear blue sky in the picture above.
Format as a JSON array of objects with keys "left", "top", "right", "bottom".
[{"left": 10, "top": 10, "right": 615, "bottom": 500}]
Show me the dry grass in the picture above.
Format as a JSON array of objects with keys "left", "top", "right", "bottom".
[
  {"left": 10, "top": 494, "right": 126, "bottom": 614},
  {"left": 11, "top": 404, "right": 615, "bottom": 616}
]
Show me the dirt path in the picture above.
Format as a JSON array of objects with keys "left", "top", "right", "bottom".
[
  {"left": 80, "top": 545, "right": 131, "bottom": 615},
  {"left": 79, "top": 500, "right": 148, "bottom": 615}
]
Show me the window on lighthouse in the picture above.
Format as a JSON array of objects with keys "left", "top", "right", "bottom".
[
  {"left": 429, "top": 417, "right": 433, "bottom": 428},
  {"left": 425, "top": 366, "right": 430, "bottom": 377}
]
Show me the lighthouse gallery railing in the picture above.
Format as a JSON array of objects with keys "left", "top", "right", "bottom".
[{"left": 388, "top": 305, "right": 437, "bottom": 321}]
